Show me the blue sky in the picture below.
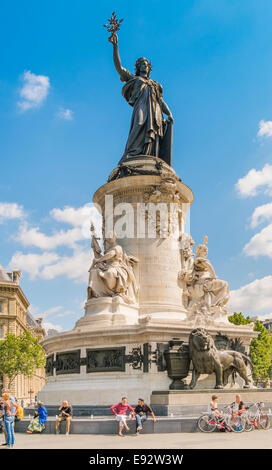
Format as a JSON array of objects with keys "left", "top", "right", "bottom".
[{"left": 1, "top": 0, "right": 272, "bottom": 332}]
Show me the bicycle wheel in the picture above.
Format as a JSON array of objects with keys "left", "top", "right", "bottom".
[
  {"left": 240, "top": 415, "right": 253, "bottom": 432},
  {"left": 227, "top": 414, "right": 245, "bottom": 432},
  {"left": 197, "top": 415, "right": 216, "bottom": 433},
  {"left": 259, "top": 414, "right": 270, "bottom": 430}
]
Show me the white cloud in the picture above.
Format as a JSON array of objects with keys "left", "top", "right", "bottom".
[
  {"left": 7, "top": 251, "right": 59, "bottom": 280},
  {"left": 28, "top": 304, "right": 75, "bottom": 332},
  {"left": 243, "top": 223, "right": 272, "bottom": 258},
  {"left": 17, "top": 70, "right": 50, "bottom": 111},
  {"left": 250, "top": 202, "right": 272, "bottom": 228},
  {"left": 253, "top": 313, "right": 272, "bottom": 321},
  {"left": 50, "top": 204, "right": 102, "bottom": 237},
  {"left": 42, "top": 306, "right": 63, "bottom": 318},
  {"left": 43, "top": 321, "right": 63, "bottom": 334},
  {"left": 8, "top": 248, "right": 91, "bottom": 283},
  {"left": 40, "top": 306, "right": 75, "bottom": 319},
  {"left": 12, "top": 204, "right": 102, "bottom": 251},
  {"left": 40, "top": 247, "right": 91, "bottom": 283},
  {"left": 0, "top": 202, "right": 25, "bottom": 223},
  {"left": 56, "top": 310, "right": 75, "bottom": 318},
  {"left": 229, "top": 276, "right": 272, "bottom": 314},
  {"left": 6, "top": 204, "right": 100, "bottom": 283},
  {"left": 57, "top": 107, "right": 74, "bottom": 121},
  {"left": 235, "top": 163, "right": 272, "bottom": 197},
  {"left": 257, "top": 119, "right": 272, "bottom": 138},
  {"left": 15, "top": 223, "right": 84, "bottom": 250}
]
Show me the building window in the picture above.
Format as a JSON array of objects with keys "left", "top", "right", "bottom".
[
  {"left": 0, "top": 325, "right": 2, "bottom": 338},
  {"left": 0, "top": 301, "right": 2, "bottom": 312}
]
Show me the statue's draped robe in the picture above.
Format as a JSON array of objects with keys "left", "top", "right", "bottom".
[
  {"left": 88, "top": 244, "right": 138, "bottom": 304},
  {"left": 187, "top": 257, "right": 230, "bottom": 308},
  {"left": 119, "top": 68, "right": 166, "bottom": 161}
]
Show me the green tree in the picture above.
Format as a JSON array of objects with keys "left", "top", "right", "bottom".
[
  {"left": 228, "top": 312, "right": 252, "bottom": 325},
  {"left": 228, "top": 313, "right": 272, "bottom": 385},
  {"left": 0, "top": 330, "right": 46, "bottom": 388},
  {"left": 250, "top": 321, "right": 272, "bottom": 385}
]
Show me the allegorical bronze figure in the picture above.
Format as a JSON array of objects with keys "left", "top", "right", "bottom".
[{"left": 104, "top": 13, "right": 174, "bottom": 166}]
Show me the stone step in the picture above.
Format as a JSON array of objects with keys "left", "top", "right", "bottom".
[
  {"left": 15, "top": 417, "right": 199, "bottom": 434},
  {"left": 23, "top": 401, "right": 272, "bottom": 417}
]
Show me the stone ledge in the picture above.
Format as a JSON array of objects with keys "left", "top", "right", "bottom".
[
  {"left": 152, "top": 388, "right": 272, "bottom": 395},
  {"left": 15, "top": 417, "right": 199, "bottom": 434},
  {"left": 151, "top": 389, "right": 272, "bottom": 406}
]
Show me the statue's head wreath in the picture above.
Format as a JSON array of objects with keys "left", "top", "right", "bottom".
[{"left": 135, "top": 57, "right": 152, "bottom": 76}]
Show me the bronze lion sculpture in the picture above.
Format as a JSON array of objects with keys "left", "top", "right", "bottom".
[{"left": 189, "top": 328, "right": 253, "bottom": 389}]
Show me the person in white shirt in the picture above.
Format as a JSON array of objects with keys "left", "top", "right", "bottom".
[{"left": 207, "top": 395, "right": 222, "bottom": 418}]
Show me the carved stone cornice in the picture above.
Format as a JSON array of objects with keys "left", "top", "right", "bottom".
[{"left": 0, "top": 283, "right": 29, "bottom": 309}]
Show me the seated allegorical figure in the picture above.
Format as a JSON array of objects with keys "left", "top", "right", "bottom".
[
  {"left": 180, "top": 235, "right": 230, "bottom": 311},
  {"left": 87, "top": 232, "right": 139, "bottom": 304}
]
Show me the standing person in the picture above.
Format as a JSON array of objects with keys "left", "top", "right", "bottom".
[
  {"left": 134, "top": 398, "right": 157, "bottom": 434},
  {"left": 110, "top": 397, "right": 135, "bottom": 437},
  {"left": 1, "top": 389, "right": 16, "bottom": 447},
  {"left": 27, "top": 401, "right": 47, "bottom": 434},
  {"left": 56, "top": 401, "right": 73, "bottom": 435},
  {"left": 2, "top": 392, "right": 18, "bottom": 448},
  {"left": 0, "top": 398, "right": 3, "bottom": 435}
]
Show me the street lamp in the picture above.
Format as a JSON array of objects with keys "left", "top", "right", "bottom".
[{"left": 28, "top": 387, "right": 34, "bottom": 406}]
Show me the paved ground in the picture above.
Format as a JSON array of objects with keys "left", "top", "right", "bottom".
[{"left": 1, "top": 429, "right": 272, "bottom": 449}]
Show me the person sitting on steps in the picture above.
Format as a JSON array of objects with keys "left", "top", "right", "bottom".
[
  {"left": 134, "top": 398, "right": 157, "bottom": 434},
  {"left": 56, "top": 400, "right": 73, "bottom": 435}
]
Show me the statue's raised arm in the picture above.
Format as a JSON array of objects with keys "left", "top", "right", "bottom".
[{"left": 108, "top": 34, "right": 133, "bottom": 83}]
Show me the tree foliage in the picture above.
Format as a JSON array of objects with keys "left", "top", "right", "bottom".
[
  {"left": 228, "top": 312, "right": 272, "bottom": 385},
  {"left": 250, "top": 321, "right": 272, "bottom": 384},
  {"left": 228, "top": 312, "right": 252, "bottom": 325},
  {"left": 0, "top": 330, "right": 46, "bottom": 387}
]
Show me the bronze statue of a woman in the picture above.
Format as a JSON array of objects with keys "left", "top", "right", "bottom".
[{"left": 108, "top": 31, "right": 174, "bottom": 165}]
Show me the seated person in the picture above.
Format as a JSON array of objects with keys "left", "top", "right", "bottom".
[
  {"left": 15, "top": 401, "right": 24, "bottom": 422},
  {"left": 56, "top": 401, "right": 73, "bottom": 435},
  {"left": 237, "top": 401, "right": 246, "bottom": 415},
  {"left": 27, "top": 402, "right": 47, "bottom": 434},
  {"left": 232, "top": 394, "right": 246, "bottom": 415},
  {"left": 134, "top": 398, "right": 156, "bottom": 434},
  {"left": 207, "top": 395, "right": 222, "bottom": 418},
  {"left": 110, "top": 397, "right": 135, "bottom": 437}
]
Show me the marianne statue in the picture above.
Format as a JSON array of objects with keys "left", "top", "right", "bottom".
[{"left": 106, "top": 14, "right": 174, "bottom": 166}]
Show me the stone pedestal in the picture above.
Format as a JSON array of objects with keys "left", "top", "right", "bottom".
[
  {"left": 38, "top": 320, "right": 256, "bottom": 406},
  {"left": 150, "top": 389, "right": 272, "bottom": 416},
  {"left": 38, "top": 156, "right": 257, "bottom": 407}
]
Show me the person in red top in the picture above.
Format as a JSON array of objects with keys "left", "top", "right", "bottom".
[{"left": 110, "top": 397, "right": 135, "bottom": 436}]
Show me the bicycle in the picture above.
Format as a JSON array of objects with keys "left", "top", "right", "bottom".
[
  {"left": 197, "top": 404, "right": 245, "bottom": 433},
  {"left": 241, "top": 402, "right": 270, "bottom": 431}
]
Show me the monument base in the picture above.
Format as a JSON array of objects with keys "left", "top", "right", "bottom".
[
  {"left": 38, "top": 321, "right": 256, "bottom": 407},
  {"left": 38, "top": 156, "right": 257, "bottom": 409},
  {"left": 150, "top": 388, "right": 272, "bottom": 416}
]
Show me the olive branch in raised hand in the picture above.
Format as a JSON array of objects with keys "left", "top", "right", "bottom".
[{"left": 103, "top": 11, "right": 123, "bottom": 39}]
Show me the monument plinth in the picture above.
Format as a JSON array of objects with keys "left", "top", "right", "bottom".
[
  {"left": 38, "top": 17, "right": 257, "bottom": 409},
  {"left": 38, "top": 157, "right": 256, "bottom": 406}
]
